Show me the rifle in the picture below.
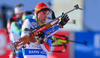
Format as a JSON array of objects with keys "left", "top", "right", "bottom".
[
  {"left": 14, "top": 18, "right": 60, "bottom": 51},
  {"left": 14, "top": 4, "right": 82, "bottom": 51}
]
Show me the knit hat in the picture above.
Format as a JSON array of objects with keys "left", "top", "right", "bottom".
[
  {"left": 14, "top": 4, "right": 25, "bottom": 14},
  {"left": 35, "top": 2, "right": 48, "bottom": 14}
]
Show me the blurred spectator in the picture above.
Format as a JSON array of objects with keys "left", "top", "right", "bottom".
[
  {"left": 8, "top": 4, "right": 25, "bottom": 58},
  {"left": 7, "top": 4, "right": 25, "bottom": 34}
]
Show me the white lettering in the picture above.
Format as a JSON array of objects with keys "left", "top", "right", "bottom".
[
  {"left": 29, "top": 50, "right": 39, "bottom": 54},
  {"left": 94, "top": 34, "right": 100, "bottom": 48},
  {"left": 94, "top": 34, "right": 100, "bottom": 57},
  {"left": 40, "top": 51, "right": 45, "bottom": 54},
  {"left": 51, "top": 20, "right": 58, "bottom": 25}
]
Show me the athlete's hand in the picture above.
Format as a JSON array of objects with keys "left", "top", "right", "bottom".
[
  {"left": 59, "top": 13, "right": 70, "bottom": 28},
  {"left": 37, "top": 31, "right": 45, "bottom": 44}
]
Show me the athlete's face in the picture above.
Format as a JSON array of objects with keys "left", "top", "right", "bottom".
[
  {"left": 16, "top": 13, "right": 23, "bottom": 19},
  {"left": 37, "top": 10, "right": 49, "bottom": 23}
]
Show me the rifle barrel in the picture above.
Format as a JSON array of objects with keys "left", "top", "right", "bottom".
[{"left": 55, "top": 4, "right": 82, "bottom": 20}]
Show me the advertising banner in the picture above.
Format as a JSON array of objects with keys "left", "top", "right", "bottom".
[
  {"left": 75, "top": 31, "right": 100, "bottom": 58},
  {"left": 0, "top": 29, "right": 11, "bottom": 58}
]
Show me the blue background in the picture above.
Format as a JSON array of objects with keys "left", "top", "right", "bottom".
[{"left": 75, "top": 32, "right": 100, "bottom": 58}]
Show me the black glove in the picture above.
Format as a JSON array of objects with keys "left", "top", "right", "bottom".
[
  {"left": 37, "top": 31, "right": 45, "bottom": 44},
  {"left": 59, "top": 13, "right": 70, "bottom": 28}
]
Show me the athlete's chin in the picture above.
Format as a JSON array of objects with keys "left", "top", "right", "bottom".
[{"left": 42, "top": 21, "right": 45, "bottom": 23}]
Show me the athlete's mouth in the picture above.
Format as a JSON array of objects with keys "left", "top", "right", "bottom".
[{"left": 43, "top": 19, "right": 46, "bottom": 21}]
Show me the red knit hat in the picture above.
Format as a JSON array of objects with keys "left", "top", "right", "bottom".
[{"left": 35, "top": 2, "right": 48, "bottom": 14}]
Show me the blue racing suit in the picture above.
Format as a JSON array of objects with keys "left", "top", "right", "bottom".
[{"left": 21, "top": 16, "right": 60, "bottom": 58}]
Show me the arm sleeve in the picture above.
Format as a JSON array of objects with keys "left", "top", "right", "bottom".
[{"left": 40, "top": 25, "right": 60, "bottom": 53}]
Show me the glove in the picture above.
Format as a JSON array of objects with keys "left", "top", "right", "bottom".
[
  {"left": 59, "top": 13, "right": 70, "bottom": 28},
  {"left": 37, "top": 31, "right": 45, "bottom": 44}
]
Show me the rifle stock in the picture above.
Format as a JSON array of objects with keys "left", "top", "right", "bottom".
[{"left": 14, "top": 19, "right": 59, "bottom": 51}]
